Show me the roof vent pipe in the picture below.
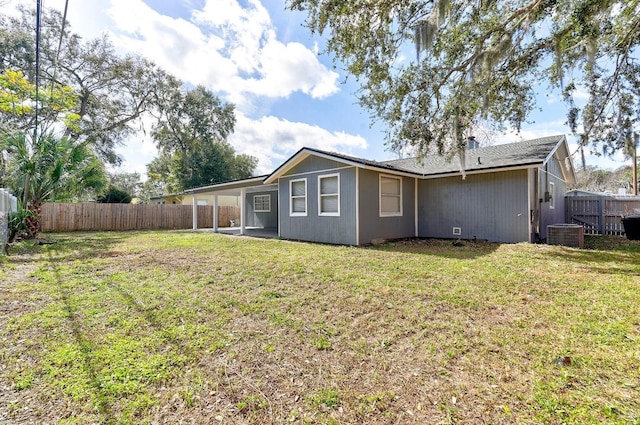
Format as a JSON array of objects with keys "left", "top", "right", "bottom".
[{"left": 467, "top": 136, "right": 479, "bottom": 149}]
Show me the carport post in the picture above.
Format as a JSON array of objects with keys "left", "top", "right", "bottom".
[
  {"left": 240, "top": 188, "right": 246, "bottom": 235},
  {"left": 192, "top": 195, "right": 198, "bottom": 230},
  {"left": 213, "top": 194, "right": 218, "bottom": 232}
]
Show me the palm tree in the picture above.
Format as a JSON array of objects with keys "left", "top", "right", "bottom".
[{"left": 1, "top": 131, "right": 106, "bottom": 236}]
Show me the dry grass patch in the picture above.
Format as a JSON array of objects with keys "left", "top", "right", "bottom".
[{"left": 0, "top": 231, "right": 639, "bottom": 424}]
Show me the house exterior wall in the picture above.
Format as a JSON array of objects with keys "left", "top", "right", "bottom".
[
  {"left": 278, "top": 157, "right": 358, "bottom": 245},
  {"left": 357, "top": 169, "right": 416, "bottom": 244},
  {"left": 245, "top": 191, "right": 278, "bottom": 228},
  {"left": 538, "top": 155, "right": 569, "bottom": 239},
  {"left": 418, "top": 169, "right": 529, "bottom": 243}
]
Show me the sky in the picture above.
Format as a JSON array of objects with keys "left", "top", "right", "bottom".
[{"left": 6, "top": 0, "right": 630, "bottom": 178}]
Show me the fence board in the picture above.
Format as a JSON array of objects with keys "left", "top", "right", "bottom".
[
  {"left": 40, "top": 203, "right": 239, "bottom": 232},
  {"left": 566, "top": 196, "right": 640, "bottom": 235}
]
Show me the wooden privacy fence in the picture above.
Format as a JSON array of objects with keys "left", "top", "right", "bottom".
[
  {"left": 565, "top": 196, "right": 640, "bottom": 235},
  {"left": 41, "top": 203, "right": 240, "bottom": 232}
]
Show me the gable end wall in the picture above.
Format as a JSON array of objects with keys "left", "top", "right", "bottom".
[{"left": 278, "top": 157, "right": 357, "bottom": 245}]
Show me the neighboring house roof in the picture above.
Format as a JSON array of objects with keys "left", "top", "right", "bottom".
[{"left": 149, "top": 194, "right": 184, "bottom": 201}]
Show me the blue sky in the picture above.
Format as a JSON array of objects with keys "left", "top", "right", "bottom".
[{"left": 8, "top": 0, "right": 629, "bottom": 177}]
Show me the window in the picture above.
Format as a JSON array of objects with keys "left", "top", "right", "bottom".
[
  {"left": 549, "top": 182, "right": 555, "bottom": 209},
  {"left": 290, "top": 179, "right": 307, "bottom": 216},
  {"left": 318, "top": 174, "right": 340, "bottom": 216},
  {"left": 197, "top": 199, "right": 208, "bottom": 206},
  {"left": 379, "top": 175, "right": 402, "bottom": 216},
  {"left": 254, "top": 194, "right": 271, "bottom": 212}
]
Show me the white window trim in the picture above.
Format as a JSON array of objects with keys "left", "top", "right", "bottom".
[
  {"left": 379, "top": 174, "right": 403, "bottom": 217},
  {"left": 290, "top": 178, "right": 307, "bottom": 217},
  {"left": 253, "top": 194, "right": 271, "bottom": 213},
  {"left": 549, "top": 182, "right": 555, "bottom": 209},
  {"left": 318, "top": 173, "right": 340, "bottom": 217}
]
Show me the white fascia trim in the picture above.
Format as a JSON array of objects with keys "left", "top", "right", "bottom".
[
  {"left": 420, "top": 164, "right": 539, "bottom": 179},
  {"left": 543, "top": 135, "right": 566, "bottom": 166},
  {"left": 184, "top": 176, "right": 267, "bottom": 193},
  {"left": 278, "top": 165, "right": 354, "bottom": 180},
  {"left": 362, "top": 165, "right": 421, "bottom": 179},
  {"left": 265, "top": 149, "right": 364, "bottom": 184},
  {"left": 264, "top": 149, "right": 421, "bottom": 184},
  {"left": 543, "top": 136, "right": 576, "bottom": 185}
]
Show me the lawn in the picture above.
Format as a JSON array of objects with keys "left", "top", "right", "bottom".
[{"left": 0, "top": 231, "right": 639, "bottom": 424}]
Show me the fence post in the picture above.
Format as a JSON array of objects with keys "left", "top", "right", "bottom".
[
  {"left": 597, "top": 198, "right": 604, "bottom": 235},
  {"left": 213, "top": 195, "right": 218, "bottom": 232},
  {"left": 192, "top": 196, "right": 198, "bottom": 230}
]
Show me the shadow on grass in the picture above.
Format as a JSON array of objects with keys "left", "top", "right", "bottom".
[
  {"left": 49, "top": 251, "right": 116, "bottom": 422},
  {"left": 45, "top": 241, "right": 194, "bottom": 422},
  {"left": 366, "top": 237, "right": 501, "bottom": 260},
  {"left": 5, "top": 231, "right": 126, "bottom": 265},
  {"left": 539, "top": 236, "right": 640, "bottom": 276}
]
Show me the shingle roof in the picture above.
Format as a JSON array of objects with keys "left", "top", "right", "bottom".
[
  {"left": 300, "top": 147, "right": 409, "bottom": 173},
  {"left": 383, "top": 135, "right": 566, "bottom": 176},
  {"left": 264, "top": 135, "right": 570, "bottom": 186}
]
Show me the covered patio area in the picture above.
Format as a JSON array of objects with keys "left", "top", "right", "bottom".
[
  {"left": 215, "top": 226, "right": 278, "bottom": 239},
  {"left": 183, "top": 176, "right": 278, "bottom": 237}
]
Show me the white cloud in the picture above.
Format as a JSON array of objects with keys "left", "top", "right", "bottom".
[
  {"left": 7, "top": 0, "right": 363, "bottom": 182},
  {"left": 104, "top": 0, "right": 339, "bottom": 109},
  {"left": 230, "top": 113, "right": 368, "bottom": 174}
]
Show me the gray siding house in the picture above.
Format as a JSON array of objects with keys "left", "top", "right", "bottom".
[{"left": 185, "top": 135, "right": 576, "bottom": 244}]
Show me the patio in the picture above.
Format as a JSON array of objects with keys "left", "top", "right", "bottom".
[{"left": 196, "top": 227, "right": 279, "bottom": 239}]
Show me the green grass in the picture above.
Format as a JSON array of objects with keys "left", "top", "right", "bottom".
[{"left": 1, "top": 231, "right": 639, "bottom": 424}]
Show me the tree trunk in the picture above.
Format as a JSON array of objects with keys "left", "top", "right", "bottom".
[{"left": 25, "top": 202, "right": 42, "bottom": 239}]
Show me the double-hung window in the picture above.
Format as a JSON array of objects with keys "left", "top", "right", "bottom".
[
  {"left": 253, "top": 194, "right": 270, "bottom": 212},
  {"left": 290, "top": 179, "right": 307, "bottom": 216},
  {"left": 318, "top": 174, "right": 339, "bottom": 216},
  {"left": 379, "top": 175, "right": 402, "bottom": 216}
]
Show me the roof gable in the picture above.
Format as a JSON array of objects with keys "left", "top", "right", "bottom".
[{"left": 263, "top": 147, "right": 419, "bottom": 183}]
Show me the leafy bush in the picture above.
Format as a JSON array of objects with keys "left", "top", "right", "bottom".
[
  {"left": 97, "top": 186, "right": 132, "bottom": 203},
  {"left": 8, "top": 208, "right": 35, "bottom": 243}
]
